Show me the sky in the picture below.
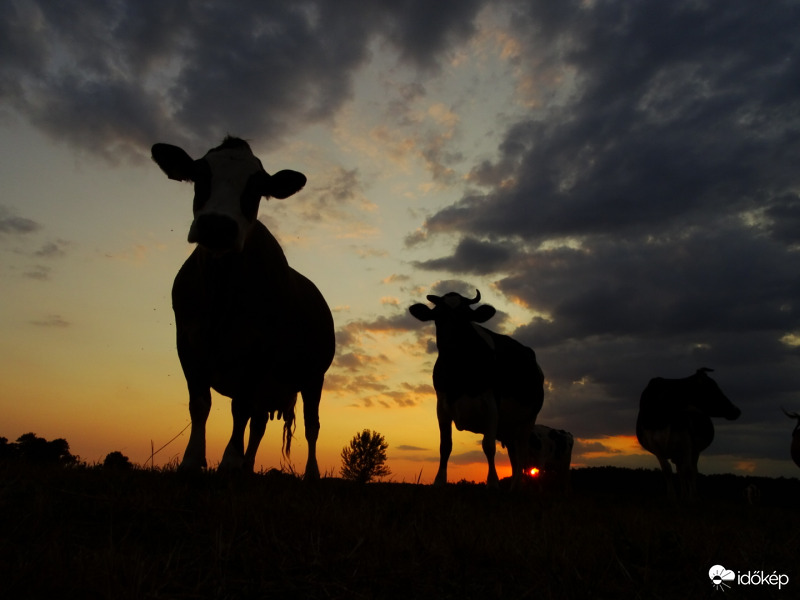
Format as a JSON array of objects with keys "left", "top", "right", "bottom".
[{"left": 1, "top": 0, "right": 799, "bottom": 483}]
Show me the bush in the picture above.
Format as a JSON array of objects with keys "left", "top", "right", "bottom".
[
  {"left": 340, "top": 429, "right": 391, "bottom": 483},
  {"left": 13, "top": 432, "right": 78, "bottom": 465},
  {"left": 103, "top": 451, "right": 133, "bottom": 471}
]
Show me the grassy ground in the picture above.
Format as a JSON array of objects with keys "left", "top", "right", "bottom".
[{"left": 1, "top": 462, "right": 798, "bottom": 599}]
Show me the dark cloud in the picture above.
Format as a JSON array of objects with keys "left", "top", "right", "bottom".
[
  {"left": 1, "top": 0, "right": 485, "bottom": 160},
  {"left": 413, "top": 237, "right": 520, "bottom": 274},
  {"left": 422, "top": 1, "right": 800, "bottom": 243},
  {"left": 410, "top": 0, "right": 800, "bottom": 467},
  {"left": 0, "top": 206, "right": 40, "bottom": 235},
  {"left": 34, "top": 240, "right": 70, "bottom": 258},
  {"left": 30, "top": 314, "right": 70, "bottom": 328},
  {"left": 396, "top": 444, "right": 429, "bottom": 452}
]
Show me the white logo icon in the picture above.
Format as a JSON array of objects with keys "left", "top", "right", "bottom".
[{"left": 709, "top": 565, "right": 735, "bottom": 591}]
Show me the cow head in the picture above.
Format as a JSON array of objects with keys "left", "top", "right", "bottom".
[
  {"left": 691, "top": 368, "right": 741, "bottom": 420},
  {"left": 410, "top": 289, "right": 496, "bottom": 324},
  {"left": 152, "top": 137, "right": 306, "bottom": 252}
]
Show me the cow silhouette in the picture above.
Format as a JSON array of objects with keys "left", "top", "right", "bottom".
[
  {"left": 636, "top": 368, "right": 740, "bottom": 498},
  {"left": 526, "top": 425, "right": 573, "bottom": 488},
  {"left": 152, "top": 137, "right": 335, "bottom": 478},
  {"left": 410, "top": 290, "right": 544, "bottom": 489}
]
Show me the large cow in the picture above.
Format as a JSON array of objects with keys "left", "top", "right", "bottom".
[
  {"left": 152, "top": 136, "right": 335, "bottom": 478},
  {"left": 526, "top": 425, "right": 574, "bottom": 485},
  {"left": 409, "top": 290, "right": 544, "bottom": 489},
  {"left": 782, "top": 407, "right": 800, "bottom": 470},
  {"left": 636, "top": 368, "right": 740, "bottom": 498}
]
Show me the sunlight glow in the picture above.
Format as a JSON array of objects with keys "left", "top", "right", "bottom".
[
  {"left": 780, "top": 332, "right": 800, "bottom": 347},
  {"left": 578, "top": 435, "right": 648, "bottom": 459}
]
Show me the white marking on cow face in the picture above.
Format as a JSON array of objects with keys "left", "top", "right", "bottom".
[{"left": 188, "top": 146, "right": 265, "bottom": 252}]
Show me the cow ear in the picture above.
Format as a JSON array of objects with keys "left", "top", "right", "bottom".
[
  {"left": 264, "top": 170, "right": 307, "bottom": 199},
  {"left": 471, "top": 305, "right": 496, "bottom": 323},
  {"left": 409, "top": 304, "right": 435, "bottom": 321},
  {"left": 152, "top": 144, "right": 196, "bottom": 182}
]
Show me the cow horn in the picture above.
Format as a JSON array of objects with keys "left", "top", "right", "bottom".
[
  {"left": 782, "top": 406, "right": 800, "bottom": 420},
  {"left": 467, "top": 289, "right": 481, "bottom": 305}
]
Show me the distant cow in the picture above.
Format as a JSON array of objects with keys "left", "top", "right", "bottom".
[
  {"left": 152, "top": 137, "right": 335, "bottom": 478},
  {"left": 409, "top": 290, "right": 544, "bottom": 488},
  {"left": 636, "top": 368, "right": 740, "bottom": 498},
  {"left": 782, "top": 407, "right": 800, "bottom": 470},
  {"left": 526, "top": 425, "right": 574, "bottom": 483}
]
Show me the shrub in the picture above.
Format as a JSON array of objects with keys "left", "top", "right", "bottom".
[
  {"left": 103, "top": 451, "right": 133, "bottom": 470},
  {"left": 340, "top": 429, "right": 391, "bottom": 483}
]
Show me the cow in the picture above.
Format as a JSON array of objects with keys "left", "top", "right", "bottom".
[
  {"left": 409, "top": 290, "right": 544, "bottom": 489},
  {"left": 781, "top": 407, "right": 800, "bottom": 470},
  {"left": 152, "top": 136, "right": 335, "bottom": 478},
  {"left": 636, "top": 368, "right": 740, "bottom": 499},
  {"left": 526, "top": 425, "right": 574, "bottom": 487}
]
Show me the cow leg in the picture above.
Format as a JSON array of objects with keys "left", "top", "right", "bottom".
[
  {"left": 221, "top": 397, "right": 250, "bottom": 470},
  {"left": 301, "top": 375, "right": 324, "bottom": 481},
  {"left": 655, "top": 455, "right": 677, "bottom": 500},
  {"left": 507, "top": 444, "right": 518, "bottom": 474},
  {"left": 434, "top": 423, "right": 453, "bottom": 486},
  {"left": 434, "top": 394, "right": 453, "bottom": 486},
  {"left": 482, "top": 397, "right": 500, "bottom": 488},
  {"left": 677, "top": 451, "right": 700, "bottom": 500},
  {"left": 509, "top": 429, "right": 530, "bottom": 491},
  {"left": 180, "top": 386, "right": 211, "bottom": 471},
  {"left": 243, "top": 409, "right": 268, "bottom": 473},
  {"left": 482, "top": 433, "right": 500, "bottom": 489}
]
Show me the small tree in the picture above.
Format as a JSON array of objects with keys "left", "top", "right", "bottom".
[
  {"left": 103, "top": 451, "right": 133, "bottom": 471},
  {"left": 340, "top": 429, "right": 391, "bottom": 483}
]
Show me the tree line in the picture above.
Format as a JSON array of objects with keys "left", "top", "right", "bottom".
[
  {"left": 0, "top": 433, "right": 132, "bottom": 470},
  {"left": 1, "top": 430, "right": 391, "bottom": 481}
]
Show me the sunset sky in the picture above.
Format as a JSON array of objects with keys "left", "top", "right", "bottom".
[{"left": 1, "top": 0, "right": 799, "bottom": 483}]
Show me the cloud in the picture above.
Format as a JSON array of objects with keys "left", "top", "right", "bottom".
[
  {"left": 448, "top": 449, "right": 493, "bottom": 466},
  {"left": 406, "top": 0, "right": 800, "bottom": 464},
  {"left": 420, "top": 3, "right": 800, "bottom": 244},
  {"left": 382, "top": 274, "right": 411, "bottom": 285},
  {"left": 412, "top": 236, "right": 521, "bottom": 274},
  {"left": 22, "top": 265, "right": 51, "bottom": 281},
  {"left": 331, "top": 310, "right": 434, "bottom": 408},
  {"left": 33, "top": 240, "right": 70, "bottom": 258},
  {"left": 30, "top": 314, "right": 70, "bottom": 328},
  {"left": 396, "top": 444, "right": 429, "bottom": 452},
  {"left": 1, "top": 0, "right": 487, "bottom": 160},
  {"left": 0, "top": 206, "right": 40, "bottom": 236}
]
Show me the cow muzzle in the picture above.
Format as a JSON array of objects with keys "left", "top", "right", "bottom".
[{"left": 188, "top": 213, "right": 241, "bottom": 252}]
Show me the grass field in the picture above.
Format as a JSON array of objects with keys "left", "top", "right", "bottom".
[{"left": 1, "top": 462, "right": 798, "bottom": 599}]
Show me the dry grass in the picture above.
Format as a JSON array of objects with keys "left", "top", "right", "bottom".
[{"left": 0, "top": 461, "right": 797, "bottom": 599}]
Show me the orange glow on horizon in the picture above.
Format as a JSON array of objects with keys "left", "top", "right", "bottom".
[{"left": 577, "top": 434, "right": 648, "bottom": 459}]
